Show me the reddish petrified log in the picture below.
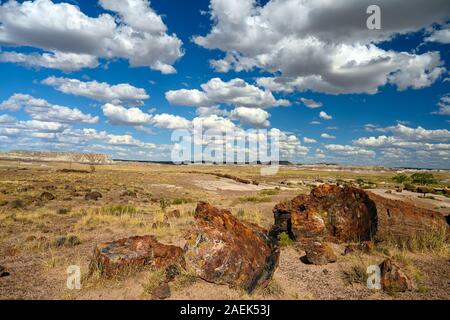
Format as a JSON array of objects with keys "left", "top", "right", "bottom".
[
  {"left": 272, "top": 184, "right": 449, "bottom": 244},
  {"left": 89, "top": 235, "right": 184, "bottom": 278},
  {"left": 184, "top": 202, "right": 279, "bottom": 293}
]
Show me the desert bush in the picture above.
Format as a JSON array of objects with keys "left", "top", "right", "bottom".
[
  {"left": 403, "top": 183, "right": 417, "bottom": 192},
  {"left": 410, "top": 173, "right": 438, "bottom": 185},
  {"left": 392, "top": 174, "right": 410, "bottom": 184},
  {"left": 142, "top": 268, "right": 167, "bottom": 295},
  {"left": 159, "top": 198, "right": 171, "bottom": 211},
  {"left": 170, "top": 266, "right": 197, "bottom": 291},
  {"left": 239, "top": 196, "right": 271, "bottom": 203},
  {"left": 53, "top": 234, "right": 81, "bottom": 248},
  {"left": 172, "top": 198, "right": 192, "bottom": 205},
  {"left": 342, "top": 257, "right": 368, "bottom": 286},
  {"left": 259, "top": 279, "right": 284, "bottom": 298}
]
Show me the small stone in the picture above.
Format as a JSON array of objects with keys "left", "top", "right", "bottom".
[
  {"left": 85, "top": 191, "right": 102, "bottom": 201},
  {"left": 304, "top": 242, "right": 337, "bottom": 265},
  {"left": 151, "top": 282, "right": 171, "bottom": 300},
  {"left": 40, "top": 191, "right": 55, "bottom": 201},
  {"left": 379, "top": 258, "right": 415, "bottom": 293}
]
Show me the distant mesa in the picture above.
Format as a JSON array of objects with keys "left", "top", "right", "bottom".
[{"left": 0, "top": 150, "right": 113, "bottom": 165}]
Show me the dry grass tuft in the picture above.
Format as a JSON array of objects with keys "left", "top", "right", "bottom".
[
  {"left": 142, "top": 268, "right": 167, "bottom": 296},
  {"left": 258, "top": 279, "right": 284, "bottom": 298},
  {"left": 235, "top": 208, "right": 262, "bottom": 225},
  {"left": 379, "top": 227, "right": 449, "bottom": 256},
  {"left": 342, "top": 256, "right": 369, "bottom": 286}
]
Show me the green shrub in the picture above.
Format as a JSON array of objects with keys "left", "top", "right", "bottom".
[
  {"left": 159, "top": 198, "right": 171, "bottom": 211},
  {"left": 410, "top": 173, "right": 437, "bottom": 185},
  {"left": 392, "top": 174, "right": 410, "bottom": 184},
  {"left": 172, "top": 198, "right": 192, "bottom": 205}
]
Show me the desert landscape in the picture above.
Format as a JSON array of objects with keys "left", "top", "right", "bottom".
[{"left": 0, "top": 153, "right": 448, "bottom": 300}]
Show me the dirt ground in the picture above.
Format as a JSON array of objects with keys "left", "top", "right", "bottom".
[{"left": 0, "top": 160, "right": 449, "bottom": 300}]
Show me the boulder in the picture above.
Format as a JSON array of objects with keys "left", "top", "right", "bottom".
[
  {"left": 304, "top": 242, "right": 337, "bottom": 265},
  {"left": 272, "top": 184, "right": 449, "bottom": 244},
  {"left": 379, "top": 258, "right": 415, "bottom": 292},
  {"left": 85, "top": 191, "right": 102, "bottom": 201},
  {"left": 89, "top": 235, "right": 184, "bottom": 278},
  {"left": 184, "top": 202, "right": 279, "bottom": 293}
]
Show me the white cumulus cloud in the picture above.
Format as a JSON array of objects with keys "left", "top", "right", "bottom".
[
  {"left": 42, "top": 76, "right": 149, "bottom": 105},
  {"left": 195, "top": 0, "right": 448, "bottom": 94},
  {"left": 166, "top": 77, "right": 290, "bottom": 109},
  {"left": 0, "top": 0, "right": 183, "bottom": 73}
]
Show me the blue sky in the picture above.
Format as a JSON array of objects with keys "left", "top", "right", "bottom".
[{"left": 0, "top": 0, "right": 449, "bottom": 168}]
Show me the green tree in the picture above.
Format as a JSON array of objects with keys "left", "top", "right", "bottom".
[
  {"left": 410, "top": 173, "right": 437, "bottom": 185},
  {"left": 392, "top": 174, "right": 410, "bottom": 184}
]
